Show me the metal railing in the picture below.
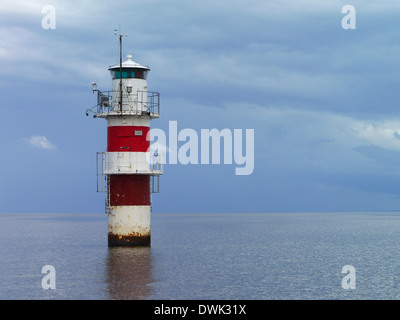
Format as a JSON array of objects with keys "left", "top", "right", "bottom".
[
  {"left": 96, "top": 152, "right": 107, "bottom": 193},
  {"left": 149, "top": 152, "right": 164, "bottom": 174},
  {"left": 96, "top": 151, "right": 163, "bottom": 212},
  {"left": 138, "top": 90, "right": 160, "bottom": 116},
  {"left": 97, "top": 151, "right": 164, "bottom": 176},
  {"left": 86, "top": 89, "right": 160, "bottom": 118},
  {"left": 151, "top": 175, "right": 160, "bottom": 193},
  {"left": 96, "top": 152, "right": 110, "bottom": 213}
]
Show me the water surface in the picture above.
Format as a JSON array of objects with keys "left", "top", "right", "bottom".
[{"left": 1, "top": 212, "right": 400, "bottom": 299}]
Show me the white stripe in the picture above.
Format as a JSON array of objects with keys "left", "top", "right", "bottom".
[
  {"left": 104, "top": 151, "right": 163, "bottom": 175},
  {"left": 107, "top": 116, "right": 150, "bottom": 127},
  {"left": 104, "top": 151, "right": 150, "bottom": 174},
  {"left": 108, "top": 205, "right": 151, "bottom": 237}
]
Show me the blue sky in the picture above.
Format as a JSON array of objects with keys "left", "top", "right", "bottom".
[{"left": 2, "top": 0, "right": 400, "bottom": 213}]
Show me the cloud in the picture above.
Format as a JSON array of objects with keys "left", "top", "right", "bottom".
[
  {"left": 164, "top": 97, "right": 400, "bottom": 175},
  {"left": 3, "top": 0, "right": 400, "bottom": 213},
  {"left": 352, "top": 120, "right": 400, "bottom": 151},
  {"left": 24, "top": 136, "right": 56, "bottom": 150}
]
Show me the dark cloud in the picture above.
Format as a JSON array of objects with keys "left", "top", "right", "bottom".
[{"left": 3, "top": 0, "right": 400, "bottom": 213}]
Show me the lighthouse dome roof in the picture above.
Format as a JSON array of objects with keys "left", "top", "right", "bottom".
[{"left": 108, "top": 54, "right": 150, "bottom": 70}]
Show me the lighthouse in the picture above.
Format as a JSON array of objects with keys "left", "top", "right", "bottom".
[{"left": 87, "top": 38, "right": 162, "bottom": 246}]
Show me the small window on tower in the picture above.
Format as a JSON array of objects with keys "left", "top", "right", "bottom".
[{"left": 134, "top": 130, "right": 143, "bottom": 136}]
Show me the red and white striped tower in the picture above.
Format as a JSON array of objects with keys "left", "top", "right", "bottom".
[{"left": 87, "top": 38, "right": 162, "bottom": 246}]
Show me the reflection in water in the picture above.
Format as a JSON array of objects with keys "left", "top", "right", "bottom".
[{"left": 105, "top": 247, "right": 153, "bottom": 300}]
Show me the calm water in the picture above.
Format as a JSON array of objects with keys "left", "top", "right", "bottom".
[{"left": 1, "top": 211, "right": 400, "bottom": 300}]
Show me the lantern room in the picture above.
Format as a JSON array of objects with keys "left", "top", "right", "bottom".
[{"left": 107, "top": 54, "right": 152, "bottom": 113}]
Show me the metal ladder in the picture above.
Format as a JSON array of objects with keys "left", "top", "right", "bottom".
[{"left": 96, "top": 152, "right": 110, "bottom": 214}]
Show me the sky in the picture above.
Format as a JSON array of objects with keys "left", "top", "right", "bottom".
[{"left": 2, "top": 0, "right": 400, "bottom": 214}]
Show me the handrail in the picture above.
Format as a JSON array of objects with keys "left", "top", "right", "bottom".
[
  {"left": 86, "top": 89, "right": 160, "bottom": 118},
  {"left": 97, "top": 151, "right": 164, "bottom": 176}
]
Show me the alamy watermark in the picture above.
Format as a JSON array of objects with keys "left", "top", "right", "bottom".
[
  {"left": 342, "top": 5, "right": 356, "bottom": 30},
  {"left": 39, "top": 263, "right": 356, "bottom": 293},
  {"left": 41, "top": 265, "right": 56, "bottom": 290},
  {"left": 341, "top": 265, "right": 356, "bottom": 290},
  {"left": 41, "top": 5, "right": 356, "bottom": 31},
  {"left": 148, "top": 121, "right": 255, "bottom": 176},
  {"left": 39, "top": 4, "right": 357, "bottom": 174},
  {"left": 41, "top": 5, "right": 56, "bottom": 29}
]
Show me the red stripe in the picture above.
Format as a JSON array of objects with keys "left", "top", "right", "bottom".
[
  {"left": 107, "top": 126, "right": 150, "bottom": 152},
  {"left": 109, "top": 175, "right": 151, "bottom": 206}
]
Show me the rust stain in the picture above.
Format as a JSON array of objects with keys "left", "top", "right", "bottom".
[{"left": 108, "top": 232, "right": 151, "bottom": 247}]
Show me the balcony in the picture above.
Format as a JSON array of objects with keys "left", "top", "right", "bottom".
[
  {"left": 96, "top": 151, "right": 163, "bottom": 211},
  {"left": 97, "top": 151, "right": 164, "bottom": 178},
  {"left": 86, "top": 90, "right": 160, "bottom": 119}
]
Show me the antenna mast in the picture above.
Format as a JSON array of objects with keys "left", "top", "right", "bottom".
[{"left": 114, "top": 26, "right": 128, "bottom": 114}]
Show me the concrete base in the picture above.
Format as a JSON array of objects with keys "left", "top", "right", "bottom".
[
  {"left": 108, "top": 205, "right": 151, "bottom": 247},
  {"left": 108, "top": 233, "right": 150, "bottom": 246}
]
